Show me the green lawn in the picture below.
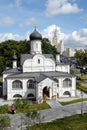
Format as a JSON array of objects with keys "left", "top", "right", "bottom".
[
  {"left": 28, "top": 113, "right": 87, "bottom": 130},
  {"left": 60, "top": 98, "right": 87, "bottom": 105},
  {"left": 77, "top": 82, "right": 87, "bottom": 93},
  {"left": 79, "top": 74, "right": 87, "bottom": 80}
]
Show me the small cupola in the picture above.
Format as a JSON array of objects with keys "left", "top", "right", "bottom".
[
  {"left": 12, "top": 51, "right": 17, "bottom": 68},
  {"left": 56, "top": 51, "right": 60, "bottom": 63}
]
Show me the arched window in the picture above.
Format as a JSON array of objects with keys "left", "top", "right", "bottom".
[
  {"left": 27, "top": 80, "right": 35, "bottom": 89},
  {"left": 13, "top": 94, "right": 22, "bottom": 98},
  {"left": 12, "top": 80, "right": 22, "bottom": 89},
  {"left": 27, "top": 93, "right": 35, "bottom": 99},
  {"left": 63, "top": 78, "right": 72, "bottom": 87}
]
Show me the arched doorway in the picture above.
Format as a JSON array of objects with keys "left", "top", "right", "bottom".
[{"left": 43, "top": 86, "right": 50, "bottom": 100}]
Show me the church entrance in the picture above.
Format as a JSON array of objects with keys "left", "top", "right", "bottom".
[{"left": 43, "top": 86, "right": 50, "bottom": 100}]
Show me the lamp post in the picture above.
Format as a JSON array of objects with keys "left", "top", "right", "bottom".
[{"left": 80, "top": 91, "right": 83, "bottom": 116}]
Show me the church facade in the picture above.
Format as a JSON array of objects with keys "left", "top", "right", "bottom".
[{"left": 3, "top": 28, "right": 76, "bottom": 103}]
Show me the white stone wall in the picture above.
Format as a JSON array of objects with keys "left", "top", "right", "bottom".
[
  {"left": 13, "top": 61, "right": 17, "bottom": 68},
  {"left": 56, "top": 65, "right": 70, "bottom": 73},
  {"left": 6, "top": 78, "right": 36, "bottom": 100},
  {"left": 23, "top": 54, "right": 55, "bottom": 72},
  {"left": 30, "top": 40, "right": 42, "bottom": 54},
  {"left": 57, "top": 77, "right": 76, "bottom": 97}
]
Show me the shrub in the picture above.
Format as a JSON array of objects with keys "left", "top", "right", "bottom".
[
  {"left": 0, "top": 115, "right": 10, "bottom": 128},
  {"left": 0, "top": 105, "right": 10, "bottom": 114},
  {"left": 13, "top": 99, "right": 30, "bottom": 112}
]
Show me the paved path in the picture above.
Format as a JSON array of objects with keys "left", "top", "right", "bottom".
[
  {"left": 1, "top": 101, "right": 87, "bottom": 130},
  {"left": 40, "top": 101, "right": 87, "bottom": 123}
]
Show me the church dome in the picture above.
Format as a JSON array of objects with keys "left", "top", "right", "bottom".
[
  {"left": 30, "top": 28, "right": 42, "bottom": 40},
  {"left": 56, "top": 51, "right": 60, "bottom": 55},
  {"left": 12, "top": 54, "right": 17, "bottom": 60}
]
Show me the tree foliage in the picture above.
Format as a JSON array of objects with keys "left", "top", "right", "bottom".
[
  {"left": 0, "top": 56, "right": 5, "bottom": 75},
  {"left": 42, "top": 38, "right": 56, "bottom": 58},
  {"left": 75, "top": 49, "right": 87, "bottom": 66}
]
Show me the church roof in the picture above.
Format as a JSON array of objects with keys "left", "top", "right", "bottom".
[
  {"left": 30, "top": 28, "right": 42, "bottom": 41},
  {"left": 43, "top": 54, "right": 54, "bottom": 59},
  {"left": 6, "top": 71, "right": 75, "bottom": 80},
  {"left": 35, "top": 74, "right": 47, "bottom": 83},
  {"left": 21, "top": 54, "right": 33, "bottom": 65},
  {"left": 3, "top": 68, "right": 21, "bottom": 74}
]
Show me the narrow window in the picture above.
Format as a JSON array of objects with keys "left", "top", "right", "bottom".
[
  {"left": 38, "top": 59, "right": 40, "bottom": 64},
  {"left": 36, "top": 43, "right": 38, "bottom": 49}
]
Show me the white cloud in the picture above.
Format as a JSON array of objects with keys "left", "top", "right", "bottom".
[
  {"left": 0, "top": 17, "right": 15, "bottom": 26},
  {"left": 64, "top": 29, "right": 87, "bottom": 49},
  {"left": 45, "top": 0, "right": 83, "bottom": 16},
  {"left": 41, "top": 25, "right": 87, "bottom": 49},
  {"left": 0, "top": 33, "right": 24, "bottom": 43},
  {"left": 19, "top": 18, "right": 37, "bottom": 27},
  {"left": 41, "top": 24, "right": 65, "bottom": 41}
]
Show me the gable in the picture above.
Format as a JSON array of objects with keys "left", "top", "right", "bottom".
[{"left": 38, "top": 77, "right": 56, "bottom": 85}]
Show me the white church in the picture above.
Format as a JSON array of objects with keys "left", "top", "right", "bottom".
[{"left": 3, "top": 28, "right": 76, "bottom": 103}]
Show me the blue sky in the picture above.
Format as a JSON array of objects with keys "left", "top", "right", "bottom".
[{"left": 0, "top": 0, "right": 87, "bottom": 49}]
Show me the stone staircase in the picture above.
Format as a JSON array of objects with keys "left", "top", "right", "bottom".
[{"left": 46, "top": 100, "right": 62, "bottom": 109}]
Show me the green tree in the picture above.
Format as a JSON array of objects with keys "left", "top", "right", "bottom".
[
  {"left": 0, "top": 56, "right": 5, "bottom": 76},
  {"left": 42, "top": 38, "right": 56, "bottom": 58},
  {"left": 75, "top": 49, "right": 87, "bottom": 66}
]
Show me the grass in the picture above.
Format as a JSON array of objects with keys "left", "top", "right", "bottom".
[
  {"left": 75, "top": 74, "right": 87, "bottom": 81},
  {"left": 28, "top": 113, "right": 87, "bottom": 130},
  {"left": 77, "top": 82, "right": 87, "bottom": 93},
  {"left": 60, "top": 98, "right": 87, "bottom": 105},
  {"left": 79, "top": 74, "right": 87, "bottom": 80}
]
